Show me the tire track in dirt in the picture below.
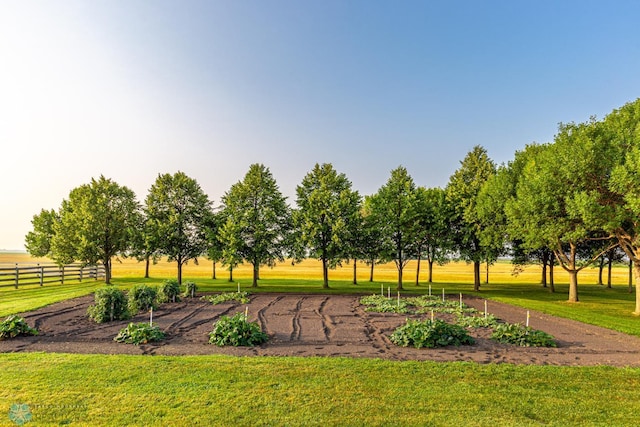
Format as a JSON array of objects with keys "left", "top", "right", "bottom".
[
  {"left": 316, "top": 297, "right": 333, "bottom": 341},
  {"left": 256, "top": 295, "right": 284, "bottom": 337},
  {"left": 290, "top": 297, "right": 306, "bottom": 341}
]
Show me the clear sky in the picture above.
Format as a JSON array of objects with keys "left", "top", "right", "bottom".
[{"left": 1, "top": 1, "right": 639, "bottom": 250}]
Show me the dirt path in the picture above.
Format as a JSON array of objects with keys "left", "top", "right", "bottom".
[{"left": 1, "top": 293, "right": 639, "bottom": 366}]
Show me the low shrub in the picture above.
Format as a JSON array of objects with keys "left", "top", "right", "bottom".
[
  {"left": 209, "top": 312, "right": 268, "bottom": 347},
  {"left": 490, "top": 323, "right": 557, "bottom": 347},
  {"left": 158, "top": 279, "right": 181, "bottom": 303},
  {"left": 114, "top": 322, "right": 165, "bottom": 345},
  {"left": 183, "top": 281, "right": 198, "bottom": 298},
  {"left": 87, "top": 287, "right": 130, "bottom": 323},
  {"left": 0, "top": 315, "right": 38, "bottom": 340},
  {"left": 202, "top": 291, "right": 250, "bottom": 305},
  {"left": 390, "top": 319, "right": 475, "bottom": 349},
  {"left": 128, "top": 284, "right": 158, "bottom": 314},
  {"left": 456, "top": 313, "right": 500, "bottom": 328},
  {"left": 359, "top": 294, "right": 409, "bottom": 313}
]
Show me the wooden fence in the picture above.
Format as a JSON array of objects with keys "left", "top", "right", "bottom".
[{"left": 0, "top": 263, "right": 105, "bottom": 288}]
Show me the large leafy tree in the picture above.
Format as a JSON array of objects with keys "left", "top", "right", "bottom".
[
  {"left": 506, "top": 121, "right": 617, "bottom": 302},
  {"left": 204, "top": 207, "right": 225, "bottom": 280},
  {"left": 446, "top": 146, "right": 496, "bottom": 291},
  {"left": 35, "top": 176, "right": 141, "bottom": 284},
  {"left": 25, "top": 209, "right": 58, "bottom": 258},
  {"left": 145, "top": 172, "right": 211, "bottom": 284},
  {"left": 220, "top": 164, "right": 291, "bottom": 287},
  {"left": 294, "top": 163, "right": 361, "bottom": 288},
  {"left": 412, "top": 187, "right": 451, "bottom": 284},
  {"left": 603, "top": 98, "right": 640, "bottom": 313},
  {"left": 369, "top": 166, "right": 417, "bottom": 291},
  {"left": 360, "top": 196, "right": 387, "bottom": 282}
]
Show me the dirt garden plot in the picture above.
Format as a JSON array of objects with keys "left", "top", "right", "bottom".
[{"left": 1, "top": 293, "right": 640, "bottom": 366}]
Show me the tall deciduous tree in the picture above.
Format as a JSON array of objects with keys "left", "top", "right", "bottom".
[
  {"left": 294, "top": 163, "right": 361, "bottom": 288},
  {"left": 220, "top": 164, "right": 291, "bottom": 287},
  {"left": 25, "top": 209, "right": 58, "bottom": 258},
  {"left": 370, "top": 166, "right": 417, "bottom": 291},
  {"left": 412, "top": 187, "right": 451, "bottom": 284},
  {"left": 41, "top": 176, "right": 140, "bottom": 284},
  {"left": 604, "top": 98, "right": 640, "bottom": 313},
  {"left": 361, "top": 196, "right": 387, "bottom": 282},
  {"left": 446, "top": 146, "right": 496, "bottom": 291},
  {"left": 145, "top": 172, "right": 211, "bottom": 284},
  {"left": 506, "top": 121, "right": 617, "bottom": 302}
]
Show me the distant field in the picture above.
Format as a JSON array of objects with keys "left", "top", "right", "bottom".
[{"left": 0, "top": 251, "right": 632, "bottom": 286}]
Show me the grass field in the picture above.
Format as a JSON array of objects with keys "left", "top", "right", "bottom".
[{"left": 1, "top": 252, "right": 639, "bottom": 425}]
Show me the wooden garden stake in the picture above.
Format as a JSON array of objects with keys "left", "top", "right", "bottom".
[
  {"left": 484, "top": 300, "right": 488, "bottom": 319},
  {"left": 245, "top": 306, "right": 249, "bottom": 320},
  {"left": 388, "top": 287, "right": 390, "bottom": 299},
  {"left": 150, "top": 307, "right": 153, "bottom": 326},
  {"left": 526, "top": 311, "right": 530, "bottom": 327},
  {"left": 459, "top": 293, "right": 462, "bottom": 309},
  {"left": 381, "top": 283, "right": 384, "bottom": 296},
  {"left": 442, "top": 288, "right": 445, "bottom": 302},
  {"left": 237, "top": 282, "right": 240, "bottom": 293},
  {"left": 429, "top": 284, "right": 431, "bottom": 296},
  {"left": 397, "top": 291, "right": 400, "bottom": 308},
  {"left": 431, "top": 310, "right": 434, "bottom": 322}
]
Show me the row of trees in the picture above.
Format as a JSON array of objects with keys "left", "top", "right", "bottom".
[{"left": 25, "top": 98, "right": 640, "bottom": 313}]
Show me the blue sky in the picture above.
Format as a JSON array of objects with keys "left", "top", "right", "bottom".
[{"left": 1, "top": 1, "right": 639, "bottom": 250}]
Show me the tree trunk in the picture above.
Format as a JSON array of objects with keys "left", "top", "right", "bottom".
[
  {"left": 473, "top": 261, "right": 480, "bottom": 291},
  {"left": 597, "top": 257, "right": 604, "bottom": 285},
  {"left": 369, "top": 261, "right": 374, "bottom": 282},
  {"left": 229, "top": 266, "right": 233, "bottom": 282},
  {"left": 252, "top": 263, "right": 259, "bottom": 288},
  {"left": 352, "top": 259, "right": 357, "bottom": 285},
  {"left": 145, "top": 256, "right": 150, "bottom": 279},
  {"left": 397, "top": 262, "right": 404, "bottom": 291},
  {"left": 607, "top": 257, "right": 613, "bottom": 288},
  {"left": 322, "top": 257, "right": 329, "bottom": 289},
  {"left": 415, "top": 252, "right": 421, "bottom": 286},
  {"left": 567, "top": 269, "right": 579, "bottom": 302},
  {"left": 629, "top": 259, "right": 633, "bottom": 294},
  {"left": 549, "top": 261, "right": 555, "bottom": 293},
  {"left": 104, "top": 259, "right": 112, "bottom": 285},
  {"left": 485, "top": 261, "right": 489, "bottom": 284},
  {"left": 212, "top": 261, "right": 217, "bottom": 280},
  {"left": 633, "top": 260, "right": 640, "bottom": 315},
  {"left": 428, "top": 259, "right": 434, "bottom": 283},
  {"left": 541, "top": 253, "right": 548, "bottom": 287},
  {"left": 177, "top": 262, "right": 183, "bottom": 285}
]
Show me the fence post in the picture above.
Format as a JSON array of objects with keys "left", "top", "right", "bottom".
[
  {"left": 14, "top": 263, "right": 19, "bottom": 289},
  {"left": 39, "top": 264, "right": 44, "bottom": 286}
]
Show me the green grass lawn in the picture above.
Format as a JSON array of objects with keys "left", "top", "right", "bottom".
[{"left": 1, "top": 353, "right": 639, "bottom": 426}]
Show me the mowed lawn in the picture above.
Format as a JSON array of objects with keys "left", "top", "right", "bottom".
[{"left": 1, "top": 253, "right": 640, "bottom": 425}]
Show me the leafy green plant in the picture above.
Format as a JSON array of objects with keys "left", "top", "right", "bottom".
[
  {"left": 209, "top": 312, "right": 268, "bottom": 347},
  {"left": 158, "top": 279, "right": 181, "bottom": 303},
  {"left": 87, "top": 287, "right": 130, "bottom": 323},
  {"left": 114, "top": 322, "right": 165, "bottom": 345},
  {"left": 490, "top": 323, "right": 557, "bottom": 347},
  {"left": 128, "top": 284, "right": 158, "bottom": 314},
  {"left": 183, "top": 281, "right": 198, "bottom": 298},
  {"left": 0, "top": 315, "right": 38, "bottom": 340},
  {"left": 390, "top": 319, "right": 475, "bottom": 348},
  {"left": 359, "top": 294, "right": 409, "bottom": 313},
  {"left": 202, "top": 291, "right": 250, "bottom": 305},
  {"left": 456, "top": 313, "right": 500, "bottom": 328}
]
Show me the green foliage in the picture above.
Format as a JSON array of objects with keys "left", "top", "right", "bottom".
[
  {"left": 208, "top": 312, "right": 268, "bottom": 346},
  {"left": 158, "top": 279, "right": 181, "bottom": 303},
  {"left": 128, "top": 284, "right": 158, "bottom": 314},
  {"left": 490, "top": 322, "right": 557, "bottom": 347},
  {"left": 220, "top": 164, "right": 292, "bottom": 287},
  {"left": 390, "top": 319, "right": 475, "bottom": 348},
  {"left": 294, "top": 163, "right": 361, "bottom": 288},
  {"left": 114, "top": 322, "right": 165, "bottom": 345},
  {"left": 183, "top": 281, "right": 198, "bottom": 298},
  {"left": 359, "top": 294, "right": 409, "bottom": 313},
  {"left": 0, "top": 315, "right": 38, "bottom": 340},
  {"left": 202, "top": 291, "right": 250, "bottom": 305},
  {"left": 456, "top": 313, "right": 499, "bottom": 328},
  {"left": 145, "top": 171, "right": 211, "bottom": 284},
  {"left": 87, "top": 287, "right": 130, "bottom": 323}
]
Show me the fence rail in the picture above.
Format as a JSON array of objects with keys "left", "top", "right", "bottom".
[{"left": 0, "top": 263, "right": 105, "bottom": 288}]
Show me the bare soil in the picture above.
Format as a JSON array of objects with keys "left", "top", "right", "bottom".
[{"left": 1, "top": 293, "right": 639, "bottom": 366}]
